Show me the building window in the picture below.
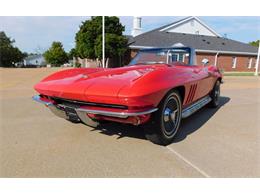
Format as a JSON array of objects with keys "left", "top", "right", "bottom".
[
  {"left": 248, "top": 58, "right": 253, "bottom": 69},
  {"left": 179, "top": 54, "right": 184, "bottom": 62},
  {"left": 232, "top": 57, "right": 237, "bottom": 68},
  {"left": 171, "top": 54, "right": 179, "bottom": 62},
  {"left": 195, "top": 30, "right": 199, "bottom": 35},
  {"left": 190, "top": 20, "right": 194, "bottom": 26}
]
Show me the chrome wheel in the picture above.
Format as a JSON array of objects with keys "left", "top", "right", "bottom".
[
  {"left": 162, "top": 96, "right": 181, "bottom": 138},
  {"left": 144, "top": 90, "right": 182, "bottom": 145},
  {"left": 214, "top": 82, "right": 220, "bottom": 105}
]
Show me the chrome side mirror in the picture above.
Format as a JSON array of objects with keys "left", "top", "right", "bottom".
[{"left": 202, "top": 58, "right": 209, "bottom": 65}]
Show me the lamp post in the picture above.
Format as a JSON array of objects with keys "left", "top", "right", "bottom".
[
  {"left": 254, "top": 41, "right": 260, "bottom": 76},
  {"left": 102, "top": 16, "right": 105, "bottom": 68}
]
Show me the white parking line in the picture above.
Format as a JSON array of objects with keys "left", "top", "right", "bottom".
[{"left": 166, "top": 146, "right": 210, "bottom": 178}]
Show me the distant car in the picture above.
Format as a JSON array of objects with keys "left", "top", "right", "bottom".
[
  {"left": 62, "top": 63, "right": 73, "bottom": 67},
  {"left": 33, "top": 47, "right": 222, "bottom": 145}
]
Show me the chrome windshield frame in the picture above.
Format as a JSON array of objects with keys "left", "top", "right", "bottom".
[{"left": 129, "top": 47, "right": 194, "bottom": 66}]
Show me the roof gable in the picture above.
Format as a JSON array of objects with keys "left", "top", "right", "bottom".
[{"left": 159, "top": 16, "right": 220, "bottom": 37}]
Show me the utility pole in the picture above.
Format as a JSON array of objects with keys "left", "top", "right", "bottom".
[
  {"left": 102, "top": 16, "right": 105, "bottom": 68},
  {"left": 255, "top": 41, "right": 260, "bottom": 76}
]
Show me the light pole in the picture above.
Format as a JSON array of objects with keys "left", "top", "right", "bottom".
[
  {"left": 254, "top": 41, "right": 260, "bottom": 76},
  {"left": 102, "top": 16, "right": 105, "bottom": 68}
]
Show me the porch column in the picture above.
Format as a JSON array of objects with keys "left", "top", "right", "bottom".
[
  {"left": 214, "top": 52, "right": 219, "bottom": 66},
  {"left": 254, "top": 42, "right": 260, "bottom": 76}
]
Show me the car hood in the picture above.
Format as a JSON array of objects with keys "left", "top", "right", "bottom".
[{"left": 34, "top": 65, "right": 160, "bottom": 103}]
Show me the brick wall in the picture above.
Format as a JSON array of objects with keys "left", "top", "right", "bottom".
[
  {"left": 122, "top": 49, "right": 138, "bottom": 65},
  {"left": 127, "top": 49, "right": 257, "bottom": 72},
  {"left": 130, "top": 49, "right": 138, "bottom": 59},
  {"left": 196, "top": 52, "right": 257, "bottom": 72},
  {"left": 196, "top": 53, "right": 216, "bottom": 66}
]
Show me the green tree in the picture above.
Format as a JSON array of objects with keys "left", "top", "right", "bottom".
[
  {"left": 0, "top": 31, "right": 24, "bottom": 67},
  {"left": 44, "top": 42, "right": 68, "bottom": 66},
  {"left": 249, "top": 40, "right": 260, "bottom": 47},
  {"left": 23, "top": 52, "right": 29, "bottom": 58},
  {"left": 75, "top": 16, "right": 127, "bottom": 67},
  {"left": 68, "top": 48, "right": 78, "bottom": 60},
  {"left": 75, "top": 17, "right": 102, "bottom": 59}
]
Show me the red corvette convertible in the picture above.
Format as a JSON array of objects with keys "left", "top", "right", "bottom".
[{"left": 33, "top": 47, "right": 222, "bottom": 145}]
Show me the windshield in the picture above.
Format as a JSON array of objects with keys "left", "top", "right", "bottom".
[{"left": 129, "top": 48, "right": 191, "bottom": 66}]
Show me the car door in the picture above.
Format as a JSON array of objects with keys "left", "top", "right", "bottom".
[{"left": 189, "top": 64, "right": 212, "bottom": 102}]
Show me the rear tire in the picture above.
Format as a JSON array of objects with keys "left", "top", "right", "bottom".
[
  {"left": 209, "top": 80, "right": 220, "bottom": 108},
  {"left": 144, "top": 90, "right": 182, "bottom": 146}
]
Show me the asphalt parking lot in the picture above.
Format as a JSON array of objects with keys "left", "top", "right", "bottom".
[{"left": 0, "top": 68, "right": 259, "bottom": 177}]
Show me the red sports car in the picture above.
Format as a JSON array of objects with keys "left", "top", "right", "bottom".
[{"left": 33, "top": 47, "right": 222, "bottom": 145}]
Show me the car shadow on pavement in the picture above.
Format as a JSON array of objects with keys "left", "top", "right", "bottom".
[
  {"left": 173, "top": 96, "right": 230, "bottom": 143},
  {"left": 91, "top": 96, "right": 230, "bottom": 142},
  {"left": 91, "top": 123, "right": 146, "bottom": 140}
]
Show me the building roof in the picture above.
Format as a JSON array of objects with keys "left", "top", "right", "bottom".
[
  {"left": 128, "top": 17, "right": 258, "bottom": 55},
  {"left": 125, "top": 35, "right": 135, "bottom": 44}
]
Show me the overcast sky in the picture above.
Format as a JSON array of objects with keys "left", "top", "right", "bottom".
[{"left": 0, "top": 16, "right": 259, "bottom": 53}]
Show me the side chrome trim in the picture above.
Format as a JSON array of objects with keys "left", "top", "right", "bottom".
[
  {"left": 75, "top": 108, "right": 158, "bottom": 119},
  {"left": 182, "top": 95, "right": 212, "bottom": 118}
]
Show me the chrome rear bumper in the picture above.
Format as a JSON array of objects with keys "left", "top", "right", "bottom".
[{"left": 32, "top": 95, "right": 158, "bottom": 122}]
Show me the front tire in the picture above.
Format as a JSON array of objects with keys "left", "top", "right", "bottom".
[
  {"left": 209, "top": 80, "right": 220, "bottom": 108},
  {"left": 144, "top": 90, "right": 182, "bottom": 145}
]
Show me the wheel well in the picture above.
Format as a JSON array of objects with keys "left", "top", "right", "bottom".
[
  {"left": 164, "top": 86, "right": 185, "bottom": 103},
  {"left": 157, "top": 86, "right": 186, "bottom": 108},
  {"left": 174, "top": 86, "right": 185, "bottom": 103}
]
